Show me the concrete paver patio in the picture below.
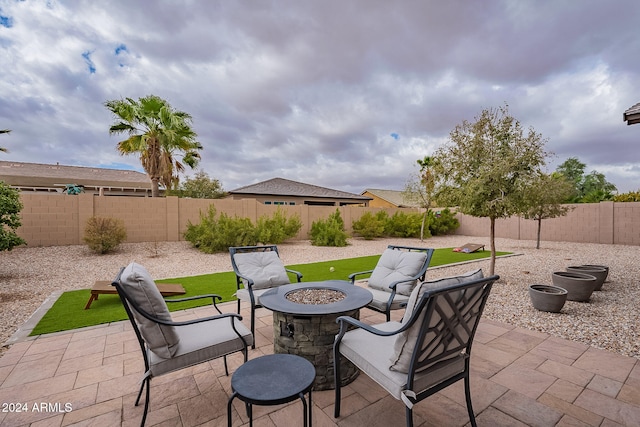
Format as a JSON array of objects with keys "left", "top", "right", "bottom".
[{"left": 1, "top": 300, "right": 639, "bottom": 426}]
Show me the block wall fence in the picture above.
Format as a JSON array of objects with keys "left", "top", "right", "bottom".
[{"left": 15, "top": 194, "right": 640, "bottom": 247}]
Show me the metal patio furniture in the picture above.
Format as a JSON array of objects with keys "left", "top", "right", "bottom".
[
  {"left": 113, "top": 262, "right": 253, "bottom": 426},
  {"left": 229, "top": 245, "right": 303, "bottom": 348},
  {"left": 348, "top": 245, "right": 435, "bottom": 321},
  {"left": 334, "top": 269, "right": 498, "bottom": 427}
]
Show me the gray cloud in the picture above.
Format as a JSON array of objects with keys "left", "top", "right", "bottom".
[{"left": 1, "top": 0, "right": 639, "bottom": 195}]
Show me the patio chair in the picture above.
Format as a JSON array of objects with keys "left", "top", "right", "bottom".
[
  {"left": 348, "top": 245, "right": 435, "bottom": 321},
  {"left": 112, "top": 262, "right": 253, "bottom": 427},
  {"left": 229, "top": 245, "right": 303, "bottom": 348},
  {"left": 334, "top": 269, "right": 498, "bottom": 427}
]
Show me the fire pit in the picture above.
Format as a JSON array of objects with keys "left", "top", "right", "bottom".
[{"left": 260, "top": 280, "right": 373, "bottom": 390}]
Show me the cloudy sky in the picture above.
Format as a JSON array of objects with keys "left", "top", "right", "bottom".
[{"left": 1, "top": 0, "right": 639, "bottom": 195}]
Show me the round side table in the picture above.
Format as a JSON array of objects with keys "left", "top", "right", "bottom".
[{"left": 227, "top": 354, "right": 315, "bottom": 427}]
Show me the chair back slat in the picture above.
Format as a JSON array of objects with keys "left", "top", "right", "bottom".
[{"left": 408, "top": 277, "right": 495, "bottom": 379}]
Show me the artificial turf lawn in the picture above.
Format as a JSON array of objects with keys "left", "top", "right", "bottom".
[{"left": 30, "top": 247, "right": 509, "bottom": 336}]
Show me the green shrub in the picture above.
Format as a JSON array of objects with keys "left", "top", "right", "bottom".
[
  {"left": 83, "top": 216, "right": 127, "bottom": 254},
  {"left": 428, "top": 208, "right": 460, "bottom": 235},
  {"left": 184, "top": 206, "right": 257, "bottom": 253},
  {"left": 352, "top": 211, "right": 387, "bottom": 239},
  {"left": 310, "top": 209, "right": 348, "bottom": 246},
  {"left": 256, "top": 208, "right": 302, "bottom": 244},
  {"left": 385, "top": 211, "right": 424, "bottom": 238},
  {"left": 0, "top": 181, "right": 26, "bottom": 251},
  {"left": 613, "top": 191, "right": 640, "bottom": 202}
]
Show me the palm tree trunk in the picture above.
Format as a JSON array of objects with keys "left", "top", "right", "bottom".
[
  {"left": 150, "top": 178, "right": 160, "bottom": 198},
  {"left": 536, "top": 218, "right": 542, "bottom": 249}
]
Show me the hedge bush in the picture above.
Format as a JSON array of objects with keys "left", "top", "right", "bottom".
[
  {"left": 428, "top": 208, "right": 460, "bottom": 235},
  {"left": 83, "top": 216, "right": 127, "bottom": 254},
  {"left": 184, "top": 206, "right": 302, "bottom": 253},
  {"left": 310, "top": 209, "right": 349, "bottom": 247}
]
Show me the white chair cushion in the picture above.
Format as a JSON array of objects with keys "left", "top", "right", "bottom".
[
  {"left": 234, "top": 251, "right": 291, "bottom": 290},
  {"left": 235, "top": 287, "right": 272, "bottom": 305},
  {"left": 368, "top": 249, "right": 428, "bottom": 296},
  {"left": 367, "top": 288, "right": 410, "bottom": 312},
  {"left": 120, "top": 262, "right": 180, "bottom": 359},
  {"left": 148, "top": 317, "right": 253, "bottom": 377},
  {"left": 339, "top": 321, "right": 466, "bottom": 400},
  {"left": 389, "top": 269, "right": 484, "bottom": 373}
]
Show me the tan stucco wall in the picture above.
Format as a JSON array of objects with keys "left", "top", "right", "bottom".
[{"left": 15, "top": 194, "right": 640, "bottom": 247}]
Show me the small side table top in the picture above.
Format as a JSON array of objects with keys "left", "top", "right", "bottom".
[{"left": 231, "top": 354, "right": 315, "bottom": 405}]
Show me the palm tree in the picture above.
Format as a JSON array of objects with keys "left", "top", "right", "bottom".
[
  {"left": 1, "top": 129, "right": 10, "bottom": 153},
  {"left": 105, "top": 96, "right": 202, "bottom": 197}
]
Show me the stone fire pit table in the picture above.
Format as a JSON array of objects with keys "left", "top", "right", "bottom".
[{"left": 259, "top": 280, "right": 373, "bottom": 390}]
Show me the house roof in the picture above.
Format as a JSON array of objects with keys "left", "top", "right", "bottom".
[
  {"left": 230, "top": 177, "right": 371, "bottom": 200},
  {"left": 362, "top": 188, "right": 418, "bottom": 207},
  {"left": 623, "top": 102, "right": 640, "bottom": 125},
  {"left": 0, "top": 160, "right": 151, "bottom": 189}
]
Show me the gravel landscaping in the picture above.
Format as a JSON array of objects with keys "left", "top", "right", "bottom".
[{"left": 1, "top": 235, "right": 638, "bottom": 360}]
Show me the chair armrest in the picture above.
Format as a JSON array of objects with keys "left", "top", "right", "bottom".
[
  {"left": 286, "top": 268, "right": 303, "bottom": 282},
  {"left": 348, "top": 270, "right": 374, "bottom": 284},
  {"left": 165, "top": 294, "right": 223, "bottom": 314},
  {"left": 234, "top": 272, "right": 255, "bottom": 289},
  {"left": 135, "top": 306, "right": 244, "bottom": 328},
  {"left": 336, "top": 315, "right": 401, "bottom": 337}
]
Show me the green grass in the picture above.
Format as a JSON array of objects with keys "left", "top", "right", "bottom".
[{"left": 30, "top": 248, "right": 509, "bottom": 336}]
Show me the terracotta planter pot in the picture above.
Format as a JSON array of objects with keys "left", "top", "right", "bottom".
[
  {"left": 529, "top": 285, "right": 567, "bottom": 313},
  {"left": 551, "top": 271, "right": 597, "bottom": 302},
  {"left": 566, "top": 266, "right": 607, "bottom": 291}
]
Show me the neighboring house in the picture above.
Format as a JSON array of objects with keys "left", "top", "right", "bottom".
[
  {"left": 228, "top": 177, "right": 371, "bottom": 206},
  {"left": 624, "top": 102, "right": 640, "bottom": 125},
  {"left": 361, "top": 188, "right": 419, "bottom": 208},
  {"left": 0, "top": 160, "right": 152, "bottom": 196}
]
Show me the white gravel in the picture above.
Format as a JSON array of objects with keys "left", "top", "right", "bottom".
[{"left": 1, "top": 236, "right": 638, "bottom": 360}]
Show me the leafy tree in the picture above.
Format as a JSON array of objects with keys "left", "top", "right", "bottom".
[
  {"left": 432, "top": 105, "right": 547, "bottom": 275},
  {"left": 168, "top": 170, "right": 225, "bottom": 199},
  {"left": 556, "top": 157, "right": 617, "bottom": 202},
  {"left": 522, "top": 173, "right": 574, "bottom": 249},
  {"left": 613, "top": 190, "right": 640, "bottom": 202},
  {"left": 1, "top": 129, "right": 10, "bottom": 153},
  {"left": 403, "top": 156, "right": 435, "bottom": 241},
  {"left": 0, "top": 181, "right": 26, "bottom": 251},
  {"left": 105, "top": 95, "right": 202, "bottom": 197}
]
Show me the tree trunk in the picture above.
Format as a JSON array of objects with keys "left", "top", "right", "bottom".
[
  {"left": 151, "top": 177, "right": 160, "bottom": 198},
  {"left": 420, "top": 209, "right": 427, "bottom": 241},
  {"left": 536, "top": 218, "right": 542, "bottom": 249},
  {"left": 489, "top": 217, "right": 496, "bottom": 276}
]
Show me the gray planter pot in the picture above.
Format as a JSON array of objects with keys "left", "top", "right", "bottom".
[
  {"left": 566, "top": 265, "right": 607, "bottom": 291},
  {"left": 529, "top": 285, "right": 567, "bottom": 313},
  {"left": 581, "top": 264, "right": 609, "bottom": 283},
  {"left": 551, "top": 271, "right": 597, "bottom": 302}
]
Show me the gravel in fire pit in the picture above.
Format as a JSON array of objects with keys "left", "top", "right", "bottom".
[{"left": 286, "top": 289, "right": 346, "bottom": 305}]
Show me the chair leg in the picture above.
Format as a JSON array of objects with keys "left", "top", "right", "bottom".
[
  {"left": 135, "top": 377, "right": 146, "bottom": 406},
  {"left": 333, "top": 347, "right": 342, "bottom": 417},
  {"left": 405, "top": 405, "right": 413, "bottom": 427},
  {"left": 250, "top": 305, "right": 256, "bottom": 349},
  {"left": 464, "top": 375, "right": 478, "bottom": 427},
  {"left": 141, "top": 377, "right": 151, "bottom": 427},
  {"left": 223, "top": 355, "right": 229, "bottom": 376}
]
